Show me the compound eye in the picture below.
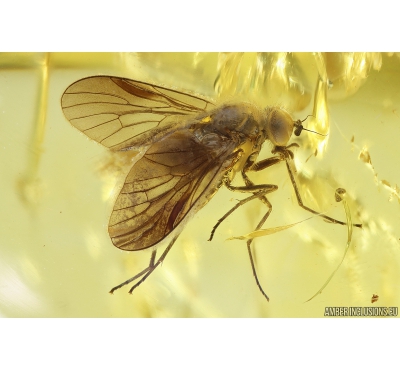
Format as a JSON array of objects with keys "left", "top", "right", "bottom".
[{"left": 266, "top": 108, "right": 294, "bottom": 147}]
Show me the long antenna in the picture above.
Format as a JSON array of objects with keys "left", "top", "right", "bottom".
[{"left": 301, "top": 114, "right": 314, "bottom": 123}]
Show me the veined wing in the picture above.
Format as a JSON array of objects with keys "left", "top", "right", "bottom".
[
  {"left": 108, "top": 129, "right": 238, "bottom": 251},
  {"left": 61, "top": 76, "right": 215, "bottom": 151}
]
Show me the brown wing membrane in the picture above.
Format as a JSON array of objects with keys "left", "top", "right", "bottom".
[
  {"left": 108, "top": 129, "right": 238, "bottom": 251},
  {"left": 61, "top": 76, "right": 215, "bottom": 151}
]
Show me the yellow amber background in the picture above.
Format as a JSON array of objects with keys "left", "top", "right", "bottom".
[{"left": 0, "top": 52, "right": 399, "bottom": 317}]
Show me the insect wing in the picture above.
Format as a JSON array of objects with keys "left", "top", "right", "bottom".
[
  {"left": 61, "top": 76, "right": 215, "bottom": 151},
  {"left": 108, "top": 129, "right": 238, "bottom": 251}
]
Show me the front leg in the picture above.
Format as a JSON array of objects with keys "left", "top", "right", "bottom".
[{"left": 250, "top": 145, "right": 362, "bottom": 229}]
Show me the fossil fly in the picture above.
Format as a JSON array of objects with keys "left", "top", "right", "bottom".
[{"left": 61, "top": 75, "right": 361, "bottom": 301}]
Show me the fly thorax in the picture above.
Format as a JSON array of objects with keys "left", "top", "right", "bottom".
[{"left": 206, "top": 103, "right": 264, "bottom": 137}]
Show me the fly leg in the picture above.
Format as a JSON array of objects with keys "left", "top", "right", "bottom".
[
  {"left": 260, "top": 146, "right": 363, "bottom": 228},
  {"left": 239, "top": 155, "right": 291, "bottom": 302},
  {"left": 210, "top": 154, "right": 287, "bottom": 301},
  {"left": 109, "top": 235, "right": 179, "bottom": 294},
  {"left": 208, "top": 180, "right": 279, "bottom": 241},
  {"left": 208, "top": 190, "right": 275, "bottom": 242},
  {"left": 222, "top": 179, "right": 277, "bottom": 302},
  {"left": 209, "top": 154, "right": 284, "bottom": 241},
  {"left": 245, "top": 196, "right": 273, "bottom": 302}
]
